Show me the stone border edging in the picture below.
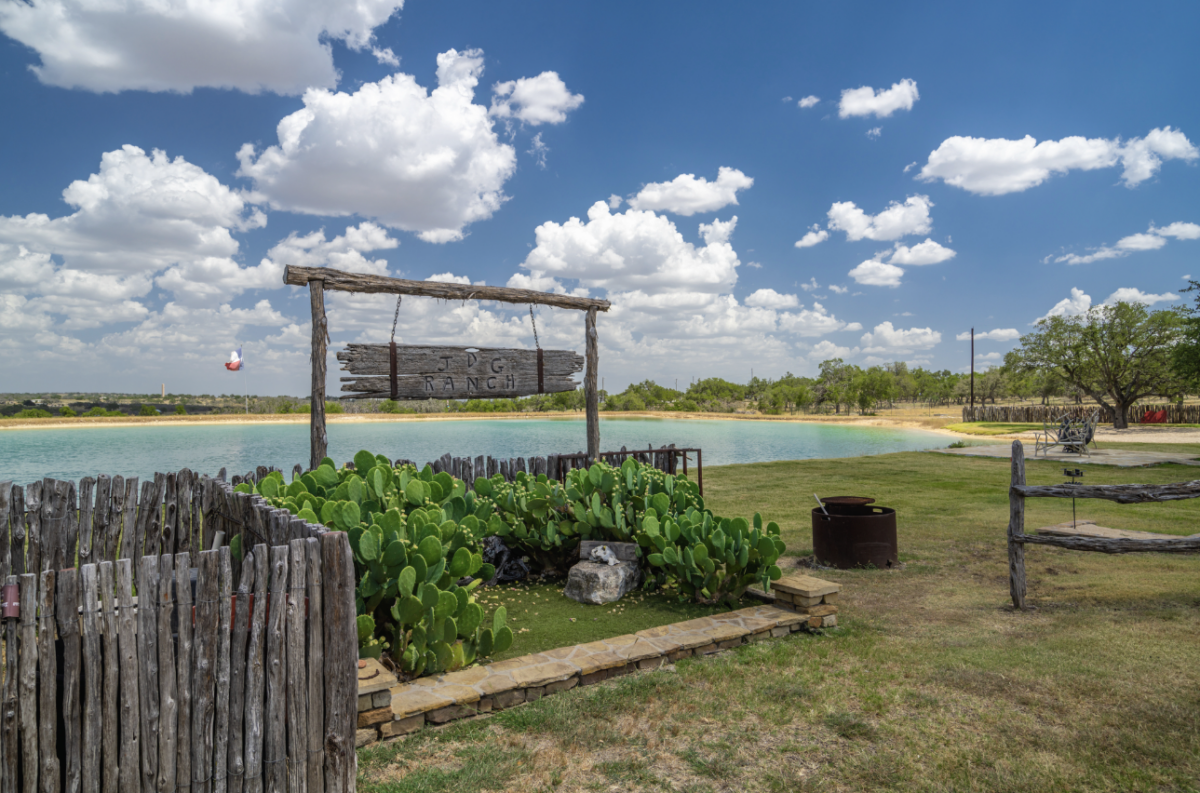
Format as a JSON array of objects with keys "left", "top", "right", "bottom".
[{"left": 354, "top": 595, "right": 839, "bottom": 747}]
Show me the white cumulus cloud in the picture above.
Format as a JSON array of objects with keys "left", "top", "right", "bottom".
[
  {"left": 1103, "top": 288, "right": 1180, "bottom": 307},
  {"left": 0, "top": 0, "right": 404, "bottom": 94},
  {"left": 237, "top": 49, "right": 533, "bottom": 243},
  {"left": 888, "top": 238, "right": 956, "bottom": 265},
  {"left": 628, "top": 167, "right": 753, "bottom": 216},
  {"left": 1055, "top": 220, "right": 1200, "bottom": 264},
  {"left": 745, "top": 288, "right": 799, "bottom": 309},
  {"left": 956, "top": 328, "right": 1020, "bottom": 341},
  {"left": 860, "top": 321, "right": 941, "bottom": 354},
  {"left": 798, "top": 95, "right": 820, "bottom": 108},
  {"left": 839, "top": 79, "right": 919, "bottom": 119},
  {"left": 827, "top": 195, "right": 934, "bottom": 242},
  {"left": 918, "top": 127, "right": 1198, "bottom": 195},
  {"left": 1039, "top": 287, "right": 1092, "bottom": 321},
  {"left": 489, "top": 71, "right": 584, "bottom": 126},
  {"left": 848, "top": 260, "right": 904, "bottom": 287},
  {"left": 794, "top": 227, "right": 829, "bottom": 249}
]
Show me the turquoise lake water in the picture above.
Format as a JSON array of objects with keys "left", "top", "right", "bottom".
[{"left": 0, "top": 417, "right": 952, "bottom": 484}]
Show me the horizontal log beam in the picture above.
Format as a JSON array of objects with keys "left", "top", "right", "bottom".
[
  {"left": 1015, "top": 532, "right": 1200, "bottom": 554},
  {"left": 284, "top": 265, "right": 610, "bottom": 312},
  {"left": 339, "top": 373, "right": 578, "bottom": 399},
  {"left": 1012, "top": 481, "right": 1200, "bottom": 504}
]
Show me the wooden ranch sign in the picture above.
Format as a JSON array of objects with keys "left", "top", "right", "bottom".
[{"left": 337, "top": 343, "right": 584, "bottom": 400}]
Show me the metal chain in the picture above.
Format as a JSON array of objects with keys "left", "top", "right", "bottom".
[
  {"left": 529, "top": 305, "right": 540, "bottom": 349},
  {"left": 390, "top": 295, "right": 402, "bottom": 344}
]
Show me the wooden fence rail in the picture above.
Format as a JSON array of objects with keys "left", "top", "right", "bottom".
[
  {"left": 966, "top": 403, "right": 1200, "bottom": 424},
  {"left": 0, "top": 471, "right": 357, "bottom": 793},
  {"left": 1005, "top": 440, "right": 1200, "bottom": 609}
]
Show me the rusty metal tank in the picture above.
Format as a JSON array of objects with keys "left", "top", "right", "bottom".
[{"left": 811, "top": 497, "right": 898, "bottom": 569}]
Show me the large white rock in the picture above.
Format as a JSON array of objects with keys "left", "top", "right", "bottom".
[{"left": 563, "top": 560, "right": 641, "bottom": 605}]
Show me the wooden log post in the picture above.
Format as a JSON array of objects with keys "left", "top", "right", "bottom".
[
  {"left": 3, "top": 574, "right": 20, "bottom": 793},
  {"left": 10, "top": 486, "right": 24, "bottom": 577},
  {"left": 156, "top": 555, "right": 178, "bottom": 793},
  {"left": 137, "top": 556, "right": 160, "bottom": 793},
  {"left": 175, "top": 553, "right": 194, "bottom": 793},
  {"left": 193, "top": 551, "right": 220, "bottom": 793},
  {"left": 310, "top": 281, "right": 329, "bottom": 471},
  {"left": 321, "top": 533, "right": 355, "bottom": 793},
  {"left": 57, "top": 568, "right": 83, "bottom": 793},
  {"left": 285, "top": 541, "right": 307, "bottom": 793},
  {"left": 1008, "top": 440, "right": 1027, "bottom": 610},
  {"left": 37, "top": 570, "right": 58, "bottom": 793},
  {"left": 212, "top": 549, "right": 234, "bottom": 793},
  {"left": 97, "top": 562, "right": 119, "bottom": 793},
  {"left": 226, "top": 552, "right": 255, "bottom": 793},
  {"left": 18, "top": 574, "right": 37, "bottom": 793},
  {"left": 585, "top": 307, "right": 600, "bottom": 460},
  {"left": 242, "top": 548, "right": 269, "bottom": 793},
  {"left": 263, "top": 548, "right": 288, "bottom": 793},
  {"left": 304, "top": 539, "right": 324, "bottom": 793},
  {"left": 115, "top": 560, "right": 142, "bottom": 793}
]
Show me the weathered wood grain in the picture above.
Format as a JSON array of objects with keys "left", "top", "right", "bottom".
[
  {"left": 263, "top": 547, "right": 288, "bottom": 793},
  {"left": 241, "top": 548, "right": 268, "bottom": 793},
  {"left": 338, "top": 344, "right": 582, "bottom": 376},
  {"left": 285, "top": 540, "right": 307, "bottom": 793},
  {"left": 193, "top": 551, "right": 220, "bottom": 793},
  {"left": 64, "top": 480, "right": 79, "bottom": 569},
  {"left": 78, "top": 478, "right": 96, "bottom": 568},
  {"left": 80, "top": 566, "right": 102, "bottom": 793},
  {"left": 212, "top": 549, "right": 233, "bottom": 793},
  {"left": 1008, "top": 441, "right": 1027, "bottom": 610},
  {"left": 58, "top": 568, "right": 83, "bottom": 793},
  {"left": 0, "top": 481, "right": 11, "bottom": 583},
  {"left": 175, "top": 472, "right": 191, "bottom": 556},
  {"left": 38, "top": 570, "right": 59, "bottom": 793},
  {"left": 310, "top": 281, "right": 328, "bottom": 471},
  {"left": 145, "top": 475, "right": 165, "bottom": 560},
  {"left": 226, "top": 552, "right": 254, "bottom": 793},
  {"left": 1012, "top": 479, "right": 1200, "bottom": 503},
  {"left": 285, "top": 264, "right": 611, "bottom": 311},
  {"left": 160, "top": 474, "right": 178, "bottom": 565},
  {"left": 131, "top": 484, "right": 154, "bottom": 575},
  {"left": 304, "top": 538, "right": 324, "bottom": 793},
  {"left": 19, "top": 574, "right": 38, "bottom": 793},
  {"left": 9, "top": 486, "right": 24, "bottom": 577},
  {"left": 321, "top": 533, "right": 355, "bottom": 793},
  {"left": 137, "top": 556, "right": 160, "bottom": 793},
  {"left": 115, "top": 560, "right": 142, "bottom": 793},
  {"left": 175, "top": 553, "right": 193, "bottom": 793},
  {"left": 2, "top": 575, "right": 19, "bottom": 793},
  {"left": 24, "top": 483, "right": 41, "bottom": 578},
  {"left": 38, "top": 480, "right": 59, "bottom": 575},
  {"left": 585, "top": 307, "right": 599, "bottom": 459},
  {"left": 93, "top": 476, "right": 113, "bottom": 567},
  {"left": 338, "top": 374, "right": 580, "bottom": 400},
  {"left": 1016, "top": 533, "right": 1200, "bottom": 553},
  {"left": 98, "top": 562, "right": 119, "bottom": 793},
  {"left": 156, "top": 555, "right": 178, "bottom": 793}
]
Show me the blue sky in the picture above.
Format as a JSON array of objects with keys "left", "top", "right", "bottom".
[{"left": 2, "top": 0, "right": 1197, "bottom": 396}]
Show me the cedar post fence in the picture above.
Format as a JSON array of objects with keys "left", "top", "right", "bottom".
[
  {"left": 0, "top": 474, "right": 358, "bottom": 793},
  {"left": 282, "top": 265, "right": 612, "bottom": 468},
  {"left": 966, "top": 403, "right": 1200, "bottom": 424},
  {"left": 1006, "top": 440, "right": 1200, "bottom": 609}
]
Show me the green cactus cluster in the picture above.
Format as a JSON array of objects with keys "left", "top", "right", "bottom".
[{"left": 643, "top": 509, "right": 784, "bottom": 605}]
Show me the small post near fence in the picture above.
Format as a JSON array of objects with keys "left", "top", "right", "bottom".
[{"left": 1007, "top": 440, "right": 1026, "bottom": 609}]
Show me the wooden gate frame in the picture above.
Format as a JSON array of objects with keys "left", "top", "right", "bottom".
[
  {"left": 284, "top": 265, "right": 612, "bottom": 470},
  {"left": 1006, "top": 440, "right": 1200, "bottom": 609}
]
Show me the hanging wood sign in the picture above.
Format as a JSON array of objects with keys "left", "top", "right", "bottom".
[{"left": 337, "top": 344, "right": 584, "bottom": 400}]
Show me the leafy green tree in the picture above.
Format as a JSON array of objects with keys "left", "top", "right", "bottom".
[
  {"left": 1013, "top": 302, "right": 1184, "bottom": 428},
  {"left": 59, "top": 406, "right": 77, "bottom": 417},
  {"left": 174, "top": 404, "right": 187, "bottom": 415},
  {"left": 1172, "top": 279, "right": 1200, "bottom": 390},
  {"left": 138, "top": 404, "right": 158, "bottom": 416},
  {"left": 852, "top": 366, "right": 896, "bottom": 413}
]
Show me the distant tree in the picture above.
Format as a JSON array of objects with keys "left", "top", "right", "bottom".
[
  {"left": 325, "top": 401, "right": 345, "bottom": 414},
  {"left": 1172, "top": 279, "right": 1200, "bottom": 391},
  {"left": 1013, "top": 302, "right": 1184, "bottom": 428},
  {"left": 138, "top": 404, "right": 158, "bottom": 416},
  {"left": 59, "top": 406, "right": 77, "bottom": 417},
  {"left": 174, "top": 404, "right": 187, "bottom": 415}
]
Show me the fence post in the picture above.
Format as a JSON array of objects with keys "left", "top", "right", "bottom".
[
  {"left": 321, "top": 532, "right": 356, "bottom": 793},
  {"left": 1008, "top": 440, "right": 1027, "bottom": 610}
]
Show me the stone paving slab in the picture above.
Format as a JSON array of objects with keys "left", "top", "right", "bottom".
[{"left": 774, "top": 574, "right": 841, "bottom": 598}]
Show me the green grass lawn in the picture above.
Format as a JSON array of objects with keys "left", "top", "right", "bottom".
[
  {"left": 359, "top": 448, "right": 1200, "bottom": 793},
  {"left": 943, "top": 421, "right": 1043, "bottom": 435}
]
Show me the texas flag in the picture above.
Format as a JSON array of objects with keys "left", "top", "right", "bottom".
[{"left": 224, "top": 348, "right": 244, "bottom": 371}]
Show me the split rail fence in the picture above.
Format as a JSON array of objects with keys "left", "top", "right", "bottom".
[
  {"left": 0, "top": 472, "right": 358, "bottom": 793},
  {"left": 1005, "top": 440, "right": 1200, "bottom": 609}
]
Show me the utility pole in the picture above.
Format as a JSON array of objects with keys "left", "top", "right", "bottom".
[{"left": 970, "top": 327, "right": 975, "bottom": 417}]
